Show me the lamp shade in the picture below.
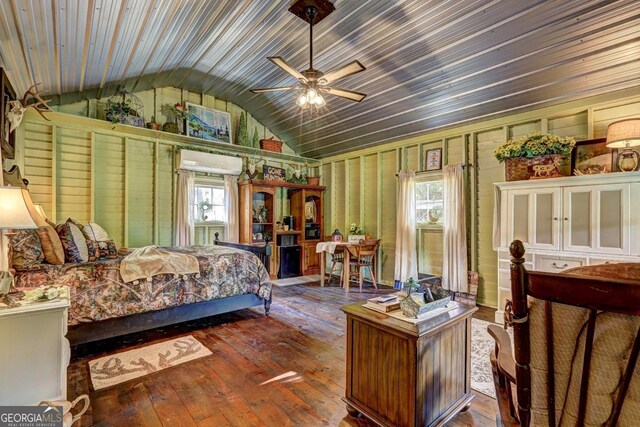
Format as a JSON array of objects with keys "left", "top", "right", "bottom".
[
  {"left": 606, "top": 119, "right": 640, "bottom": 148},
  {"left": 0, "top": 187, "right": 47, "bottom": 229}
]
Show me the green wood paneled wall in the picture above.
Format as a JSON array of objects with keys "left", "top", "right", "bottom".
[
  {"left": 56, "top": 86, "right": 298, "bottom": 156},
  {"left": 13, "top": 108, "right": 314, "bottom": 250},
  {"left": 319, "top": 89, "right": 640, "bottom": 307}
]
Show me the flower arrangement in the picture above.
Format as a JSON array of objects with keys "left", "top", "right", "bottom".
[
  {"left": 494, "top": 132, "right": 576, "bottom": 163},
  {"left": 172, "top": 102, "right": 189, "bottom": 120},
  {"left": 349, "top": 223, "right": 363, "bottom": 234}
]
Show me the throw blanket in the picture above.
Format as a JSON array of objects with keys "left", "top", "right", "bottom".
[{"left": 120, "top": 246, "right": 199, "bottom": 283}]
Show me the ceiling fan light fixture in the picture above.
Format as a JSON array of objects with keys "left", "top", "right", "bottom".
[
  {"left": 296, "top": 93, "right": 308, "bottom": 107},
  {"left": 249, "top": 1, "right": 366, "bottom": 108},
  {"left": 307, "top": 89, "right": 318, "bottom": 103}
]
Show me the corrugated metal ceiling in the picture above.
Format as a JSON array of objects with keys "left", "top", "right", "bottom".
[{"left": 1, "top": 0, "right": 639, "bottom": 158}]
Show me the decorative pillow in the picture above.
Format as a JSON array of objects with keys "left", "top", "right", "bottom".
[
  {"left": 36, "top": 224, "right": 65, "bottom": 265},
  {"left": 86, "top": 240, "right": 118, "bottom": 261},
  {"left": 10, "top": 229, "right": 44, "bottom": 270},
  {"left": 56, "top": 219, "right": 89, "bottom": 263},
  {"left": 82, "top": 222, "right": 110, "bottom": 241}
]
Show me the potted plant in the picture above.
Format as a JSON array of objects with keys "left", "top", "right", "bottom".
[
  {"left": 172, "top": 103, "right": 189, "bottom": 134},
  {"left": 146, "top": 115, "right": 160, "bottom": 130},
  {"left": 494, "top": 132, "right": 576, "bottom": 181},
  {"left": 105, "top": 99, "right": 134, "bottom": 127},
  {"left": 105, "top": 90, "right": 144, "bottom": 128}
]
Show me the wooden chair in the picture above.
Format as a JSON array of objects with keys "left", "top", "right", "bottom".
[
  {"left": 489, "top": 240, "right": 640, "bottom": 426},
  {"left": 323, "top": 236, "right": 345, "bottom": 284},
  {"left": 345, "top": 240, "right": 380, "bottom": 292}
]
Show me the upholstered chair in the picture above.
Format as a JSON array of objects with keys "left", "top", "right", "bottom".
[{"left": 489, "top": 240, "right": 640, "bottom": 426}]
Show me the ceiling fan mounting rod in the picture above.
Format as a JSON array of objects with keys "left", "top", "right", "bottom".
[{"left": 306, "top": 5, "right": 318, "bottom": 71}]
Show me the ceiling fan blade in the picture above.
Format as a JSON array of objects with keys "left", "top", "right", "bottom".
[
  {"left": 324, "top": 87, "right": 367, "bottom": 102},
  {"left": 319, "top": 60, "right": 366, "bottom": 84},
  {"left": 268, "top": 57, "right": 306, "bottom": 82},
  {"left": 250, "top": 86, "right": 299, "bottom": 94}
]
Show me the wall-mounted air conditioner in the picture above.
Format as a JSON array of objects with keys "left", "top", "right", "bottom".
[{"left": 176, "top": 150, "right": 243, "bottom": 175}]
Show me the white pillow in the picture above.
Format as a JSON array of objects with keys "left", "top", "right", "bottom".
[{"left": 83, "top": 222, "right": 110, "bottom": 241}]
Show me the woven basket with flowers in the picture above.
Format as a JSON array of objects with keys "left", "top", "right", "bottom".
[{"left": 494, "top": 132, "right": 576, "bottom": 181}]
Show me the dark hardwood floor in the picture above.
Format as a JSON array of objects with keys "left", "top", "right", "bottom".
[{"left": 68, "top": 283, "right": 497, "bottom": 426}]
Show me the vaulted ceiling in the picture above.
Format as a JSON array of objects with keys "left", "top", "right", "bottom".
[{"left": 1, "top": 0, "right": 639, "bottom": 158}]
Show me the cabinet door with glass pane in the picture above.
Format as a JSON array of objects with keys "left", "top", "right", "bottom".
[
  {"left": 562, "top": 184, "right": 629, "bottom": 255},
  {"left": 506, "top": 189, "right": 560, "bottom": 250}
]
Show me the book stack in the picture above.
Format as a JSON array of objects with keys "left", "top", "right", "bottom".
[{"left": 363, "top": 294, "right": 401, "bottom": 313}]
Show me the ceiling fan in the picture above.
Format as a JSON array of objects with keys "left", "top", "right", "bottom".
[{"left": 249, "top": 0, "right": 366, "bottom": 108}]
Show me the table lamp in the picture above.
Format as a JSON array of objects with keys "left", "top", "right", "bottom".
[
  {"left": 606, "top": 119, "right": 640, "bottom": 172},
  {"left": 0, "top": 187, "right": 47, "bottom": 302},
  {"left": 33, "top": 204, "right": 48, "bottom": 220}
]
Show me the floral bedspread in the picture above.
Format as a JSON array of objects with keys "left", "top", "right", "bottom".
[{"left": 15, "top": 245, "right": 272, "bottom": 325}]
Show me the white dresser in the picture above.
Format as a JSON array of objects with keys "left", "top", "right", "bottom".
[
  {"left": 494, "top": 172, "right": 640, "bottom": 323},
  {"left": 0, "top": 287, "right": 70, "bottom": 404}
]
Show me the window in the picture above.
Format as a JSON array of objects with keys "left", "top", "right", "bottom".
[
  {"left": 192, "top": 183, "right": 225, "bottom": 223},
  {"left": 416, "top": 179, "right": 444, "bottom": 226}
]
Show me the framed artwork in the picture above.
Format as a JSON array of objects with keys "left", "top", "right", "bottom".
[
  {"left": 425, "top": 148, "right": 442, "bottom": 171},
  {"left": 185, "top": 102, "right": 232, "bottom": 144},
  {"left": 571, "top": 138, "right": 613, "bottom": 175}
]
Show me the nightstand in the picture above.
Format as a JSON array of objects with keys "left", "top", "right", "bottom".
[{"left": 0, "top": 287, "right": 70, "bottom": 405}]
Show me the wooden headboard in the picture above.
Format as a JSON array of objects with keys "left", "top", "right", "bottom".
[{"left": 213, "top": 232, "right": 272, "bottom": 274}]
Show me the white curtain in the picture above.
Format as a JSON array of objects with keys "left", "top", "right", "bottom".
[
  {"left": 442, "top": 164, "right": 468, "bottom": 292},
  {"left": 224, "top": 175, "right": 239, "bottom": 243},
  {"left": 394, "top": 170, "right": 418, "bottom": 288},
  {"left": 174, "top": 170, "right": 195, "bottom": 246}
]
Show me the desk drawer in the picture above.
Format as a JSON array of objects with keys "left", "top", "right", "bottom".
[{"left": 536, "top": 256, "right": 585, "bottom": 273}]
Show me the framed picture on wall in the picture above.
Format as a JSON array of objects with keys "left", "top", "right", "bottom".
[
  {"left": 425, "top": 148, "right": 442, "bottom": 171},
  {"left": 570, "top": 138, "right": 613, "bottom": 175},
  {"left": 185, "top": 103, "right": 232, "bottom": 144}
]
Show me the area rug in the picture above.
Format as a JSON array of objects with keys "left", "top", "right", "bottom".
[
  {"left": 471, "top": 318, "right": 513, "bottom": 398},
  {"left": 89, "top": 335, "right": 211, "bottom": 390}
]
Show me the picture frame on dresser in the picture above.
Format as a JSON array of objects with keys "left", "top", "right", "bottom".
[{"left": 571, "top": 138, "right": 613, "bottom": 175}]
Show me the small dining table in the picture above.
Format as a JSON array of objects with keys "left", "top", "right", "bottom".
[{"left": 316, "top": 241, "right": 353, "bottom": 288}]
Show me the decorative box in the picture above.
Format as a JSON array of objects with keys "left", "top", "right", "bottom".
[{"left": 260, "top": 137, "right": 283, "bottom": 153}]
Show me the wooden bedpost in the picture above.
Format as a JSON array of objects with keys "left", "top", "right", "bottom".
[{"left": 509, "top": 240, "right": 531, "bottom": 427}]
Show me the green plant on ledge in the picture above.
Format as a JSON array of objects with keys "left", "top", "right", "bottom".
[
  {"left": 105, "top": 99, "right": 135, "bottom": 126},
  {"left": 494, "top": 132, "right": 576, "bottom": 162}
]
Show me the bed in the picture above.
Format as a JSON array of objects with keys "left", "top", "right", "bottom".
[{"left": 13, "top": 236, "right": 272, "bottom": 345}]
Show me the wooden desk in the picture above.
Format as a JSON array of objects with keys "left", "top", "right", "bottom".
[
  {"left": 316, "top": 241, "right": 378, "bottom": 290},
  {"left": 316, "top": 241, "right": 353, "bottom": 288},
  {"left": 341, "top": 302, "right": 478, "bottom": 427}
]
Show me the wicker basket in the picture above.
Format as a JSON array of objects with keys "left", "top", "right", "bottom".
[
  {"left": 306, "top": 176, "right": 320, "bottom": 186},
  {"left": 504, "top": 154, "right": 563, "bottom": 181},
  {"left": 260, "top": 137, "right": 283, "bottom": 153}
]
